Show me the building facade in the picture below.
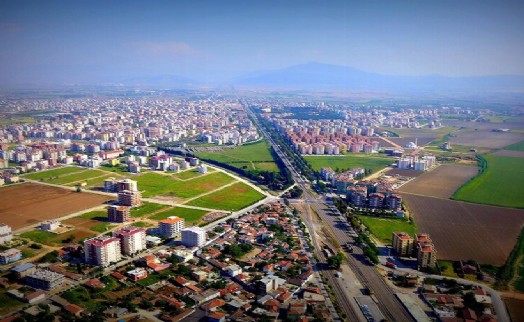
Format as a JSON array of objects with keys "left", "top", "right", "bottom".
[
  {"left": 118, "top": 190, "right": 142, "bottom": 207},
  {"left": 0, "top": 224, "right": 13, "bottom": 244},
  {"left": 84, "top": 236, "right": 122, "bottom": 267},
  {"left": 181, "top": 226, "right": 207, "bottom": 247},
  {"left": 113, "top": 225, "right": 146, "bottom": 255},
  {"left": 24, "top": 269, "right": 65, "bottom": 290},
  {"left": 158, "top": 216, "right": 185, "bottom": 239},
  {"left": 107, "top": 205, "right": 130, "bottom": 223},
  {"left": 392, "top": 232, "right": 414, "bottom": 257}
]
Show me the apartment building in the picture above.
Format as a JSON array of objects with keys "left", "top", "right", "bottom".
[
  {"left": 0, "top": 224, "right": 13, "bottom": 244},
  {"left": 181, "top": 226, "right": 207, "bottom": 247},
  {"left": 0, "top": 248, "right": 22, "bottom": 264},
  {"left": 107, "top": 205, "right": 130, "bottom": 223},
  {"left": 158, "top": 216, "right": 185, "bottom": 239},
  {"left": 415, "top": 234, "right": 437, "bottom": 269},
  {"left": 113, "top": 225, "right": 146, "bottom": 255},
  {"left": 116, "top": 178, "right": 137, "bottom": 192},
  {"left": 118, "top": 190, "right": 141, "bottom": 207},
  {"left": 392, "top": 232, "right": 414, "bottom": 257},
  {"left": 84, "top": 236, "right": 122, "bottom": 267}
]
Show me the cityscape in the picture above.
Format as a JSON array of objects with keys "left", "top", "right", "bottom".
[{"left": 1, "top": 1, "right": 524, "bottom": 322}]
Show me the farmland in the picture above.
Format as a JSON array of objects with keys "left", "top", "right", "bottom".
[
  {"left": 402, "top": 193, "right": 524, "bottom": 265},
  {"left": 186, "top": 182, "right": 265, "bottom": 211},
  {"left": 172, "top": 169, "right": 210, "bottom": 180},
  {"left": 357, "top": 216, "right": 417, "bottom": 244},
  {"left": 21, "top": 229, "right": 95, "bottom": 246},
  {"left": 399, "top": 164, "right": 479, "bottom": 199},
  {"left": 0, "top": 183, "right": 111, "bottom": 230},
  {"left": 504, "top": 139, "right": 524, "bottom": 151},
  {"left": 195, "top": 141, "right": 279, "bottom": 172},
  {"left": 135, "top": 171, "right": 235, "bottom": 198},
  {"left": 448, "top": 129, "right": 524, "bottom": 149},
  {"left": 149, "top": 207, "right": 209, "bottom": 225},
  {"left": 23, "top": 167, "right": 110, "bottom": 185},
  {"left": 23, "top": 166, "right": 85, "bottom": 180},
  {"left": 453, "top": 154, "right": 524, "bottom": 208},
  {"left": 304, "top": 154, "right": 393, "bottom": 174}
]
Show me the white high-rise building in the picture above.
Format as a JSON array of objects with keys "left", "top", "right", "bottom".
[
  {"left": 158, "top": 216, "right": 185, "bottom": 239},
  {"left": 112, "top": 226, "right": 146, "bottom": 255},
  {"left": 84, "top": 236, "right": 122, "bottom": 267},
  {"left": 181, "top": 226, "right": 207, "bottom": 247}
]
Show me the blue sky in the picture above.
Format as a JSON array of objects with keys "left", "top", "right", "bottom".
[{"left": 0, "top": 0, "right": 523, "bottom": 85}]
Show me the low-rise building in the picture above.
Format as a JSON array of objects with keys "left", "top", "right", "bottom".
[
  {"left": 24, "top": 269, "right": 65, "bottom": 290},
  {"left": 11, "top": 263, "right": 36, "bottom": 279},
  {"left": 0, "top": 248, "right": 22, "bottom": 264},
  {"left": 0, "top": 224, "right": 13, "bottom": 244}
]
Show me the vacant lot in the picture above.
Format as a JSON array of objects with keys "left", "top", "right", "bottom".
[
  {"left": 21, "top": 229, "right": 95, "bottom": 246},
  {"left": 505, "top": 139, "right": 524, "bottom": 151},
  {"left": 186, "top": 182, "right": 265, "bottom": 211},
  {"left": 196, "top": 141, "right": 279, "bottom": 172},
  {"left": 399, "top": 164, "right": 478, "bottom": 199},
  {"left": 305, "top": 154, "right": 393, "bottom": 173},
  {"left": 45, "top": 169, "right": 108, "bottom": 185},
  {"left": 402, "top": 193, "right": 524, "bottom": 265},
  {"left": 135, "top": 171, "right": 236, "bottom": 198},
  {"left": 449, "top": 129, "right": 524, "bottom": 149},
  {"left": 453, "top": 154, "right": 524, "bottom": 208},
  {"left": 358, "top": 216, "right": 417, "bottom": 244},
  {"left": 149, "top": 207, "right": 209, "bottom": 225},
  {"left": 130, "top": 202, "right": 169, "bottom": 218},
  {"left": 0, "top": 183, "right": 111, "bottom": 230},
  {"left": 492, "top": 150, "right": 524, "bottom": 158},
  {"left": 173, "top": 169, "right": 208, "bottom": 180},
  {"left": 23, "top": 166, "right": 84, "bottom": 180}
]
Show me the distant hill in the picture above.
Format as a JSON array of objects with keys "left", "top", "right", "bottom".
[
  {"left": 121, "top": 74, "right": 199, "bottom": 86},
  {"left": 233, "top": 62, "right": 524, "bottom": 93}
]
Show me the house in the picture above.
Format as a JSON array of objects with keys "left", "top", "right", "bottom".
[
  {"left": 207, "top": 312, "right": 226, "bottom": 322},
  {"left": 200, "top": 298, "right": 226, "bottom": 312},
  {"left": 224, "top": 264, "right": 242, "bottom": 277},
  {"left": 127, "top": 267, "right": 148, "bottom": 281},
  {"left": 104, "top": 307, "right": 128, "bottom": 318},
  {"left": 64, "top": 304, "right": 84, "bottom": 317}
]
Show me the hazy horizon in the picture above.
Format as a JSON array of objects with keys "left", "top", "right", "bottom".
[{"left": 1, "top": 0, "right": 524, "bottom": 87}]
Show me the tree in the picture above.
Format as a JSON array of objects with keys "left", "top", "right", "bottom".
[{"left": 327, "top": 252, "right": 344, "bottom": 269}]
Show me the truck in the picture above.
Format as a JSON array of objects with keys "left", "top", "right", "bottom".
[{"left": 386, "top": 261, "right": 397, "bottom": 269}]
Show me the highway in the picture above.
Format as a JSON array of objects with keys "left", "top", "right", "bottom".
[{"left": 245, "top": 103, "right": 416, "bottom": 322}]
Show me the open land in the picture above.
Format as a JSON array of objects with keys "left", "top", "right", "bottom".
[
  {"left": 149, "top": 207, "right": 210, "bottom": 225},
  {"left": 504, "top": 139, "right": 524, "bottom": 151},
  {"left": 402, "top": 193, "right": 524, "bottom": 265},
  {"left": 195, "top": 141, "right": 279, "bottom": 172},
  {"left": 381, "top": 126, "right": 457, "bottom": 147},
  {"left": 186, "top": 182, "right": 265, "bottom": 211},
  {"left": 172, "top": 169, "right": 211, "bottom": 180},
  {"left": 453, "top": 154, "right": 524, "bottom": 208},
  {"left": 305, "top": 154, "right": 393, "bottom": 173},
  {"left": 358, "top": 216, "right": 417, "bottom": 244},
  {"left": 0, "top": 183, "right": 111, "bottom": 230},
  {"left": 448, "top": 129, "right": 524, "bottom": 149},
  {"left": 398, "top": 164, "right": 479, "bottom": 199},
  {"left": 135, "top": 171, "right": 235, "bottom": 198}
]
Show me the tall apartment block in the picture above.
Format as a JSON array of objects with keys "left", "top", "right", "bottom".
[
  {"left": 181, "top": 226, "right": 207, "bottom": 247},
  {"left": 158, "top": 216, "right": 185, "bottom": 239},
  {"left": 415, "top": 234, "right": 437, "bottom": 269},
  {"left": 84, "top": 236, "right": 122, "bottom": 267},
  {"left": 116, "top": 178, "right": 137, "bottom": 192},
  {"left": 112, "top": 225, "right": 146, "bottom": 255},
  {"left": 392, "top": 232, "right": 414, "bottom": 257},
  {"left": 107, "top": 205, "right": 130, "bottom": 223},
  {"left": 0, "top": 224, "right": 13, "bottom": 244},
  {"left": 118, "top": 190, "right": 142, "bottom": 207}
]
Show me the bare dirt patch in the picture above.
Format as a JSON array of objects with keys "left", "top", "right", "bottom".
[
  {"left": 0, "top": 183, "right": 111, "bottom": 230},
  {"left": 399, "top": 164, "right": 478, "bottom": 199},
  {"left": 402, "top": 193, "right": 524, "bottom": 265},
  {"left": 386, "top": 168, "right": 425, "bottom": 177},
  {"left": 449, "top": 129, "right": 524, "bottom": 148}
]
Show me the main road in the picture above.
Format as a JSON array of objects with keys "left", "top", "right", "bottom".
[{"left": 245, "top": 103, "right": 416, "bottom": 322}]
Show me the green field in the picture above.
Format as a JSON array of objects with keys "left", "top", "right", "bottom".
[
  {"left": 453, "top": 154, "right": 524, "bottom": 208},
  {"left": 90, "top": 222, "right": 115, "bottom": 233},
  {"left": 357, "top": 216, "right": 417, "bottom": 244},
  {"left": 0, "top": 292, "right": 24, "bottom": 315},
  {"left": 187, "top": 182, "right": 265, "bottom": 211},
  {"left": 505, "top": 140, "right": 524, "bottom": 152},
  {"left": 45, "top": 169, "right": 107, "bottom": 185},
  {"left": 130, "top": 202, "right": 168, "bottom": 218},
  {"left": 149, "top": 207, "right": 209, "bottom": 225},
  {"left": 23, "top": 166, "right": 84, "bottom": 180},
  {"left": 305, "top": 154, "right": 393, "bottom": 173},
  {"left": 135, "top": 172, "right": 235, "bottom": 198},
  {"left": 196, "top": 141, "right": 279, "bottom": 172},
  {"left": 173, "top": 169, "right": 207, "bottom": 180},
  {"left": 20, "top": 229, "right": 96, "bottom": 246},
  {"left": 78, "top": 210, "right": 107, "bottom": 220},
  {"left": 20, "top": 230, "right": 56, "bottom": 244}
]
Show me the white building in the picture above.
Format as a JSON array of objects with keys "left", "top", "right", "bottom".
[
  {"left": 0, "top": 224, "right": 13, "bottom": 244},
  {"left": 84, "top": 236, "right": 122, "bottom": 267},
  {"left": 224, "top": 264, "right": 242, "bottom": 277},
  {"left": 40, "top": 220, "right": 60, "bottom": 232},
  {"left": 181, "top": 226, "right": 207, "bottom": 247},
  {"left": 197, "top": 164, "right": 208, "bottom": 174},
  {"left": 158, "top": 216, "right": 185, "bottom": 239},
  {"left": 112, "top": 226, "right": 146, "bottom": 256}
]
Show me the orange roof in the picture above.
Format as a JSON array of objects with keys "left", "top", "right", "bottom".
[{"left": 159, "top": 217, "right": 183, "bottom": 224}]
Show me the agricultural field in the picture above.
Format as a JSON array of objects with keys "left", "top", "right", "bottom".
[
  {"left": 357, "top": 216, "right": 417, "bottom": 244},
  {"left": 44, "top": 169, "right": 108, "bottom": 185},
  {"left": 186, "top": 182, "right": 265, "bottom": 211},
  {"left": 20, "top": 229, "right": 95, "bottom": 246},
  {"left": 453, "top": 154, "right": 524, "bottom": 208},
  {"left": 149, "top": 207, "right": 209, "bottom": 225},
  {"left": 504, "top": 139, "right": 524, "bottom": 151},
  {"left": 402, "top": 193, "right": 524, "bottom": 265},
  {"left": 399, "top": 164, "right": 479, "bottom": 199},
  {"left": 0, "top": 183, "right": 111, "bottom": 230},
  {"left": 381, "top": 126, "right": 457, "bottom": 147},
  {"left": 448, "top": 129, "right": 524, "bottom": 149},
  {"left": 304, "top": 154, "right": 393, "bottom": 173},
  {"left": 195, "top": 141, "right": 279, "bottom": 172},
  {"left": 135, "top": 171, "right": 235, "bottom": 198}
]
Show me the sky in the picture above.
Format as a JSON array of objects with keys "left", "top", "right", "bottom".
[{"left": 0, "top": 0, "right": 523, "bottom": 86}]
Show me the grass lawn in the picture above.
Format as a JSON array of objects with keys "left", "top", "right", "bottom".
[
  {"left": 149, "top": 207, "right": 209, "bottom": 225},
  {"left": 78, "top": 210, "right": 107, "bottom": 221},
  {"left": 23, "top": 166, "right": 84, "bottom": 180},
  {"left": 305, "top": 154, "right": 393, "bottom": 173},
  {"left": 505, "top": 140, "right": 524, "bottom": 152},
  {"left": 46, "top": 169, "right": 107, "bottom": 185},
  {"left": 20, "top": 230, "right": 56, "bottom": 244},
  {"left": 186, "top": 182, "right": 265, "bottom": 211},
  {"left": 357, "top": 215, "right": 417, "bottom": 244},
  {"left": 130, "top": 202, "right": 169, "bottom": 218},
  {"left": 132, "top": 221, "right": 153, "bottom": 228},
  {"left": 438, "top": 260, "right": 458, "bottom": 278},
  {"left": 0, "top": 292, "right": 24, "bottom": 315},
  {"left": 196, "top": 141, "right": 280, "bottom": 172},
  {"left": 21, "top": 229, "right": 96, "bottom": 246},
  {"left": 173, "top": 169, "right": 207, "bottom": 180},
  {"left": 67, "top": 174, "right": 116, "bottom": 187},
  {"left": 453, "top": 154, "right": 524, "bottom": 208},
  {"left": 135, "top": 172, "right": 235, "bottom": 198},
  {"left": 90, "top": 222, "right": 115, "bottom": 233}
]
